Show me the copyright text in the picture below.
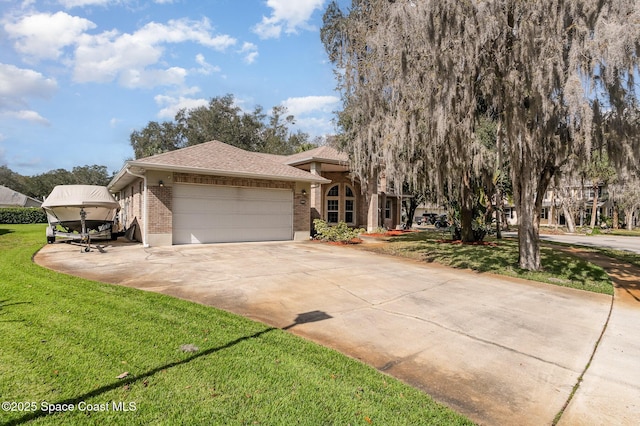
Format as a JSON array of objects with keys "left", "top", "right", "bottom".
[{"left": 1, "top": 401, "right": 137, "bottom": 413}]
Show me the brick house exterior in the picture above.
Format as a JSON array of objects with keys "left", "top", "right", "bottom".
[
  {"left": 109, "top": 141, "right": 401, "bottom": 246},
  {"left": 282, "top": 146, "right": 402, "bottom": 232}
]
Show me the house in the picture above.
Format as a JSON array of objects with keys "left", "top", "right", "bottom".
[
  {"left": 493, "top": 180, "right": 622, "bottom": 229},
  {"left": 282, "top": 145, "right": 403, "bottom": 231},
  {"left": 0, "top": 186, "right": 42, "bottom": 208},
  {"left": 108, "top": 141, "right": 402, "bottom": 246}
]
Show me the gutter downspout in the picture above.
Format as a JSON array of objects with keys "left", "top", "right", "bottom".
[{"left": 125, "top": 167, "right": 148, "bottom": 247}]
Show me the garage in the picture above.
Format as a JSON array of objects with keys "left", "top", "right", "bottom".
[{"left": 172, "top": 183, "right": 293, "bottom": 244}]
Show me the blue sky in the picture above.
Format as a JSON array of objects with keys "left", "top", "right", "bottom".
[{"left": 0, "top": 0, "right": 348, "bottom": 176}]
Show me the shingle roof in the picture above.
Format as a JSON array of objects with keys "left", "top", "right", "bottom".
[
  {"left": 127, "top": 140, "right": 329, "bottom": 183},
  {"left": 283, "top": 145, "right": 349, "bottom": 166}
]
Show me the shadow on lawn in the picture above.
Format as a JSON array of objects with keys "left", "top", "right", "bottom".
[
  {"left": 6, "top": 310, "right": 334, "bottom": 424},
  {"left": 5, "top": 327, "right": 277, "bottom": 425},
  {"left": 387, "top": 235, "right": 610, "bottom": 285},
  {"left": 0, "top": 228, "right": 14, "bottom": 236},
  {"left": 0, "top": 299, "right": 31, "bottom": 323}
]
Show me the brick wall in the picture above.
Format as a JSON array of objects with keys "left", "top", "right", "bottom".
[
  {"left": 148, "top": 185, "right": 172, "bottom": 234},
  {"left": 119, "top": 178, "right": 144, "bottom": 241},
  {"left": 293, "top": 192, "right": 310, "bottom": 232},
  {"left": 174, "top": 173, "right": 295, "bottom": 190}
]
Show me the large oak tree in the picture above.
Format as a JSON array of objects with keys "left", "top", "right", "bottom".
[
  {"left": 322, "top": 0, "right": 640, "bottom": 270},
  {"left": 130, "top": 94, "right": 313, "bottom": 159}
]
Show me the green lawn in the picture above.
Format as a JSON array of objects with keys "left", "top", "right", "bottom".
[
  {"left": 0, "top": 225, "right": 472, "bottom": 425},
  {"left": 608, "top": 228, "right": 640, "bottom": 237},
  {"left": 361, "top": 230, "right": 614, "bottom": 295}
]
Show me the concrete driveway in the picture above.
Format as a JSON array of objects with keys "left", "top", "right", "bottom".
[{"left": 36, "top": 240, "right": 616, "bottom": 425}]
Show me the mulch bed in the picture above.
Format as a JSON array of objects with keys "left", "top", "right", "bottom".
[
  {"left": 364, "top": 230, "right": 419, "bottom": 238},
  {"left": 311, "top": 238, "right": 364, "bottom": 245}
]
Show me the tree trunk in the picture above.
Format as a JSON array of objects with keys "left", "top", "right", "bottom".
[
  {"left": 403, "top": 198, "right": 419, "bottom": 228},
  {"left": 512, "top": 141, "right": 552, "bottom": 271},
  {"left": 517, "top": 196, "right": 541, "bottom": 270},
  {"left": 589, "top": 185, "right": 599, "bottom": 228},
  {"left": 626, "top": 208, "right": 634, "bottom": 230},
  {"left": 460, "top": 173, "right": 475, "bottom": 242},
  {"left": 495, "top": 121, "right": 503, "bottom": 239},
  {"left": 562, "top": 204, "right": 576, "bottom": 233},
  {"left": 612, "top": 206, "right": 619, "bottom": 230}
]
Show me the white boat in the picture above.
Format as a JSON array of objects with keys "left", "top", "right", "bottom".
[{"left": 42, "top": 185, "right": 120, "bottom": 246}]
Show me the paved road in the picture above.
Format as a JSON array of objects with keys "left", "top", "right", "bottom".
[
  {"left": 35, "top": 240, "right": 624, "bottom": 425},
  {"left": 505, "top": 232, "right": 640, "bottom": 254}
]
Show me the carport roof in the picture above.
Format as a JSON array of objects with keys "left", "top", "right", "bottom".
[{"left": 109, "top": 140, "right": 330, "bottom": 191}]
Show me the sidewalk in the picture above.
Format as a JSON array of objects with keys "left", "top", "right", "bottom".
[{"left": 553, "top": 247, "right": 640, "bottom": 425}]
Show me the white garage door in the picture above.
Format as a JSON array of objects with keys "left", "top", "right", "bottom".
[{"left": 172, "top": 184, "right": 293, "bottom": 244}]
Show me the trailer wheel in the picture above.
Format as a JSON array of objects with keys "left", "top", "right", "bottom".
[{"left": 47, "top": 236, "right": 55, "bottom": 244}]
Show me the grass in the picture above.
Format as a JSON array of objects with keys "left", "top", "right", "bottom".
[
  {"left": 608, "top": 228, "right": 640, "bottom": 237},
  {"left": 361, "top": 229, "right": 614, "bottom": 295},
  {"left": 0, "top": 224, "right": 472, "bottom": 426}
]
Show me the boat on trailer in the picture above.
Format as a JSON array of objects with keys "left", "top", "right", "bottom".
[{"left": 42, "top": 185, "right": 120, "bottom": 251}]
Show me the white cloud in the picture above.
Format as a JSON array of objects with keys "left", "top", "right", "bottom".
[
  {"left": 194, "top": 53, "right": 221, "bottom": 75},
  {"left": 4, "top": 10, "right": 236, "bottom": 89},
  {"left": 293, "top": 115, "right": 335, "bottom": 136},
  {"left": 154, "top": 94, "right": 208, "bottom": 119},
  {"left": 239, "top": 42, "right": 258, "bottom": 64},
  {"left": 4, "top": 11, "right": 96, "bottom": 60},
  {"left": 0, "top": 63, "right": 56, "bottom": 125},
  {"left": 119, "top": 67, "right": 187, "bottom": 88},
  {"left": 253, "top": 0, "right": 325, "bottom": 39},
  {"left": 281, "top": 95, "right": 339, "bottom": 116},
  {"left": 281, "top": 95, "right": 340, "bottom": 137},
  {"left": 72, "top": 18, "right": 236, "bottom": 87},
  {"left": 58, "top": 0, "right": 113, "bottom": 7},
  {"left": 1, "top": 110, "right": 51, "bottom": 126},
  {"left": 134, "top": 18, "right": 236, "bottom": 50},
  {"left": 0, "top": 63, "right": 58, "bottom": 101}
]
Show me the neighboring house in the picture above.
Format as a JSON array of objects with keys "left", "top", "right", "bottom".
[
  {"left": 494, "top": 181, "right": 617, "bottom": 228},
  {"left": 542, "top": 182, "right": 614, "bottom": 227},
  {"left": 0, "top": 186, "right": 42, "bottom": 208},
  {"left": 108, "top": 141, "right": 402, "bottom": 246}
]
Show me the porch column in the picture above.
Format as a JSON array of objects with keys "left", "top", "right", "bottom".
[
  {"left": 367, "top": 172, "right": 379, "bottom": 232},
  {"left": 310, "top": 162, "right": 322, "bottom": 222}
]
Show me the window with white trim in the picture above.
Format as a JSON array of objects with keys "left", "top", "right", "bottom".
[
  {"left": 325, "top": 184, "right": 357, "bottom": 224},
  {"left": 345, "top": 185, "right": 355, "bottom": 224},
  {"left": 326, "top": 185, "right": 339, "bottom": 223},
  {"left": 385, "top": 199, "right": 392, "bottom": 219}
]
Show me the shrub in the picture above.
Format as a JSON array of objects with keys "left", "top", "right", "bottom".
[
  {"left": 0, "top": 207, "right": 47, "bottom": 224},
  {"left": 313, "top": 219, "right": 365, "bottom": 243}
]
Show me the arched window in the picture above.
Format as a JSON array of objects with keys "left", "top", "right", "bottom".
[
  {"left": 326, "top": 185, "right": 339, "bottom": 223},
  {"left": 325, "top": 184, "right": 356, "bottom": 224},
  {"left": 345, "top": 184, "right": 355, "bottom": 224}
]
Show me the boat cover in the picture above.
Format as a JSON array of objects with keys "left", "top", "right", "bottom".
[{"left": 42, "top": 185, "right": 119, "bottom": 209}]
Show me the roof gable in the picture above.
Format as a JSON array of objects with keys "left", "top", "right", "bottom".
[
  {"left": 112, "top": 141, "right": 330, "bottom": 189},
  {"left": 283, "top": 145, "right": 349, "bottom": 166}
]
